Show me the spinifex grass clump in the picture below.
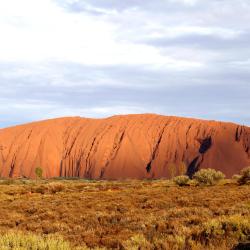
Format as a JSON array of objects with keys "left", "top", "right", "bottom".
[{"left": 193, "top": 168, "right": 225, "bottom": 185}]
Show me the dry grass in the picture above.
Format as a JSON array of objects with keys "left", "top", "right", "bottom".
[
  {"left": 0, "top": 231, "right": 73, "bottom": 250},
  {"left": 0, "top": 178, "right": 249, "bottom": 249}
]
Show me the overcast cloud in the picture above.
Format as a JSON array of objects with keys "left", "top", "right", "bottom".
[{"left": 0, "top": 0, "right": 249, "bottom": 127}]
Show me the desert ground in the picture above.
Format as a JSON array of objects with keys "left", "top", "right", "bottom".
[{"left": 0, "top": 178, "right": 249, "bottom": 250}]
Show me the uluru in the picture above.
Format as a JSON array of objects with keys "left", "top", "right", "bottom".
[{"left": 0, "top": 114, "right": 249, "bottom": 179}]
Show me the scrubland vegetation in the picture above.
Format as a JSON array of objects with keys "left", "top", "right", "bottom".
[{"left": 0, "top": 167, "right": 249, "bottom": 249}]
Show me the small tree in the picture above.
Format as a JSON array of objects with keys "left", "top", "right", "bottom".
[
  {"left": 178, "top": 161, "right": 187, "bottom": 175},
  {"left": 238, "top": 167, "right": 250, "bottom": 185},
  {"left": 173, "top": 175, "right": 190, "bottom": 186},
  {"left": 193, "top": 168, "right": 225, "bottom": 185},
  {"left": 35, "top": 167, "right": 43, "bottom": 179},
  {"left": 168, "top": 163, "right": 176, "bottom": 179}
]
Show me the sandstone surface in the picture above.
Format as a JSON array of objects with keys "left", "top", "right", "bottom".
[{"left": 0, "top": 114, "right": 249, "bottom": 179}]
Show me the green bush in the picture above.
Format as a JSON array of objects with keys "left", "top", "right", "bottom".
[
  {"left": 173, "top": 175, "right": 190, "bottom": 186},
  {"left": 193, "top": 168, "right": 225, "bottom": 185},
  {"left": 238, "top": 167, "right": 250, "bottom": 185}
]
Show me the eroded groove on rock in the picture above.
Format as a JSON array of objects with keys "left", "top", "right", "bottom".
[
  {"left": 185, "top": 124, "right": 192, "bottom": 150},
  {"left": 146, "top": 123, "right": 168, "bottom": 173},
  {"left": 235, "top": 126, "right": 242, "bottom": 142},
  {"left": 187, "top": 156, "right": 200, "bottom": 177},
  {"left": 9, "top": 153, "right": 16, "bottom": 177},
  {"left": 99, "top": 128, "right": 126, "bottom": 178},
  {"left": 199, "top": 136, "right": 212, "bottom": 154}
]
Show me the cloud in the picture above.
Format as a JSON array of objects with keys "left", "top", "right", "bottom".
[
  {"left": 143, "top": 30, "right": 250, "bottom": 51},
  {"left": 0, "top": 0, "right": 249, "bottom": 127},
  {"left": 0, "top": 61, "right": 249, "bottom": 128}
]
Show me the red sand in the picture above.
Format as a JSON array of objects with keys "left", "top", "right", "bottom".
[{"left": 0, "top": 114, "right": 249, "bottom": 179}]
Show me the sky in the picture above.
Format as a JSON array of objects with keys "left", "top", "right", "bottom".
[{"left": 0, "top": 0, "right": 250, "bottom": 128}]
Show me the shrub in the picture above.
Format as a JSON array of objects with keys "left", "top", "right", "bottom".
[
  {"left": 48, "top": 182, "right": 65, "bottom": 193},
  {"left": 201, "top": 214, "right": 250, "bottom": 241},
  {"left": 193, "top": 168, "right": 225, "bottom": 185},
  {"left": 0, "top": 179, "right": 15, "bottom": 185},
  {"left": 173, "top": 175, "right": 190, "bottom": 186},
  {"left": 123, "top": 234, "right": 152, "bottom": 250},
  {"left": 232, "top": 174, "right": 241, "bottom": 180},
  {"left": 187, "top": 179, "right": 199, "bottom": 186},
  {"left": 31, "top": 185, "right": 48, "bottom": 194},
  {"left": 238, "top": 167, "right": 250, "bottom": 185},
  {"left": 31, "top": 183, "right": 65, "bottom": 194}
]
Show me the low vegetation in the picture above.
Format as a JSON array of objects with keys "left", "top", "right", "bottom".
[
  {"left": 35, "top": 167, "right": 43, "bottom": 179},
  {"left": 0, "top": 231, "right": 74, "bottom": 250},
  {"left": 238, "top": 166, "right": 250, "bottom": 185},
  {"left": 173, "top": 175, "right": 190, "bottom": 186},
  {"left": 0, "top": 172, "right": 249, "bottom": 249},
  {"left": 193, "top": 168, "right": 225, "bottom": 185}
]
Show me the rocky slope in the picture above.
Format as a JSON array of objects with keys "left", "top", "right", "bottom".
[{"left": 0, "top": 114, "right": 249, "bottom": 179}]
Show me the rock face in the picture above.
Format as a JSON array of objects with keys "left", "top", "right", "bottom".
[{"left": 0, "top": 114, "right": 249, "bottom": 179}]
